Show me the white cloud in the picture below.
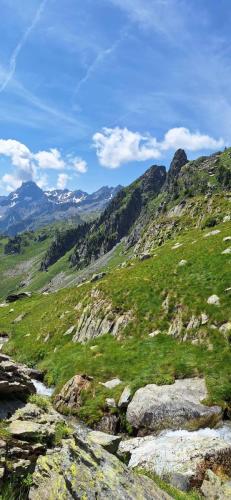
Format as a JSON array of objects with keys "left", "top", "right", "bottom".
[
  {"left": 57, "top": 173, "right": 70, "bottom": 189},
  {"left": 93, "top": 126, "right": 224, "bottom": 168},
  {"left": 0, "top": 138, "right": 87, "bottom": 193},
  {"left": 161, "top": 127, "right": 224, "bottom": 151},
  {"left": 71, "top": 157, "right": 88, "bottom": 173},
  {"left": 34, "top": 148, "right": 65, "bottom": 170},
  {"left": 92, "top": 127, "right": 160, "bottom": 168}
]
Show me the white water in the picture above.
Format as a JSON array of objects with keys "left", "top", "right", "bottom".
[{"left": 32, "top": 379, "right": 54, "bottom": 397}]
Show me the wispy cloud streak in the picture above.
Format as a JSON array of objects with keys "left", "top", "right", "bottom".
[
  {"left": 0, "top": 0, "right": 48, "bottom": 93},
  {"left": 74, "top": 30, "right": 127, "bottom": 97}
]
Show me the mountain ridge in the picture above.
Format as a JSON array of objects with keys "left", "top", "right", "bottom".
[{"left": 0, "top": 181, "right": 122, "bottom": 236}]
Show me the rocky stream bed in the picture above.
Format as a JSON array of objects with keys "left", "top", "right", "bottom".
[{"left": 0, "top": 335, "right": 231, "bottom": 499}]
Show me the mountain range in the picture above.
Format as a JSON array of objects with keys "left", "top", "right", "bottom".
[{"left": 0, "top": 182, "right": 122, "bottom": 235}]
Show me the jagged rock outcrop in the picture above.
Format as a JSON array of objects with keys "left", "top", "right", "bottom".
[
  {"left": 72, "top": 290, "right": 132, "bottom": 343},
  {"left": 29, "top": 430, "right": 171, "bottom": 500},
  {"left": 126, "top": 378, "right": 222, "bottom": 435},
  {"left": 54, "top": 374, "right": 93, "bottom": 412}
]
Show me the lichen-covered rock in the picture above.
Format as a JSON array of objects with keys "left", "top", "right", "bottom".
[
  {"left": 119, "top": 425, "right": 231, "bottom": 492},
  {"left": 29, "top": 433, "right": 171, "bottom": 500},
  {"left": 54, "top": 374, "right": 93, "bottom": 412},
  {"left": 126, "top": 378, "right": 222, "bottom": 434}
]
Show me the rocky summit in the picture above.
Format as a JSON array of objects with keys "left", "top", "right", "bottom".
[{"left": 0, "top": 147, "right": 230, "bottom": 498}]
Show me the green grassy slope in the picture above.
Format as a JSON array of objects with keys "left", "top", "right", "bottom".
[{"left": 0, "top": 217, "right": 230, "bottom": 425}]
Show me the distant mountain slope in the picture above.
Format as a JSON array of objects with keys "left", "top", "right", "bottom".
[
  {"left": 0, "top": 182, "right": 122, "bottom": 235},
  {"left": 40, "top": 148, "right": 231, "bottom": 273}
]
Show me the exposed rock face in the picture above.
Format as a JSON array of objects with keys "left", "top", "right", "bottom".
[
  {"left": 126, "top": 378, "right": 222, "bottom": 435},
  {"left": 166, "top": 149, "right": 188, "bottom": 196},
  {"left": 0, "top": 354, "right": 36, "bottom": 400},
  {"left": 119, "top": 425, "right": 231, "bottom": 492},
  {"left": 54, "top": 374, "right": 93, "bottom": 412},
  {"left": 72, "top": 290, "right": 132, "bottom": 343},
  {"left": 29, "top": 431, "right": 171, "bottom": 500}
]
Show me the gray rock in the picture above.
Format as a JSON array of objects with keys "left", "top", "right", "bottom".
[
  {"left": 6, "top": 292, "right": 31, "bottom": 303},
  {"left": 0, "top": 355, "right": 36, "bottom": 399},
  {"left": 119, "top": 425, "right": 231, "bottom": 492},
  {"left": 29, "top": 433, "right": 171, "bottom": 500},
  {"left": 105, "top": 398, "right": 116, "bottom": 408},
  {"left": 101, "top": 378, "right": 122, "bottom": 389},
  {"left": 126, "top": 378, "right": 222, "bottom": 434},
  {"left": 118, "top": 386, "right": 132, "bottom": 409},
  {"left": 88, "top": 430, "right": 121, "bottom": 454}
]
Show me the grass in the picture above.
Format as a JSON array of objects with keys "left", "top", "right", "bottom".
[{"left": 0, "top": 218, "right": 230, "bottom": 426}]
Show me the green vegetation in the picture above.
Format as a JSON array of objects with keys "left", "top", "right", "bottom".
[
  {"left": 0, "top": 218, "right": 230, "bottom": 425},
  {"left": 53, "top": 422, "right": 73, "bottom": 446},
  {"left": 28, "top": 394, "right": 51, "bottom": 411}
]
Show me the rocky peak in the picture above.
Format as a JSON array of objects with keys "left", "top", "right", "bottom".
[
  {"left": 141, "top": 165, "right": 166, "bottom": 195},
  {"left": 168, "top": 149, "right": 188, "bottom": 180}
]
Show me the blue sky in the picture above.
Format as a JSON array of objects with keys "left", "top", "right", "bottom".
[{"left": 0, "top": 0, "right": 230, "bottom": 194}]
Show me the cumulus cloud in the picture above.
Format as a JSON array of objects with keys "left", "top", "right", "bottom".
[
  {"left": 57, "top": 173, "right": 70, "bottom": 189},
  {"left": 161, "top": 127, "right": 224, "bottom": 151},
  {"left": 34, "top": 148, "right": 65, "bottom": 170},
  {"left": 71, "top": 157, "right": 88, "bottom": 174},
  {"left": 0, "top": 138, "right": 87, "bottom": 193},
  {"left": 92, "top": 127, "right": 160, "bottom": 168},
  {"left": 93, "top": 126, "right": 224, "bottom": 168}
]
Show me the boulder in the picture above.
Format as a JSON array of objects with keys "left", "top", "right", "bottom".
[
  {"left": 54, "top": 374, "right": 93, "bottom": 411},
  {"left": 88, "top": 430, "right": 121, "bottom": 454},
  {"left": 126, "top": 378, "right": 222, "bottom": 434},
  {"left": 119, "top": 424, "right": 231, "bottom": 492},
  {"left": 29, "top": 432, "right": 171, "bottom": 500}
]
